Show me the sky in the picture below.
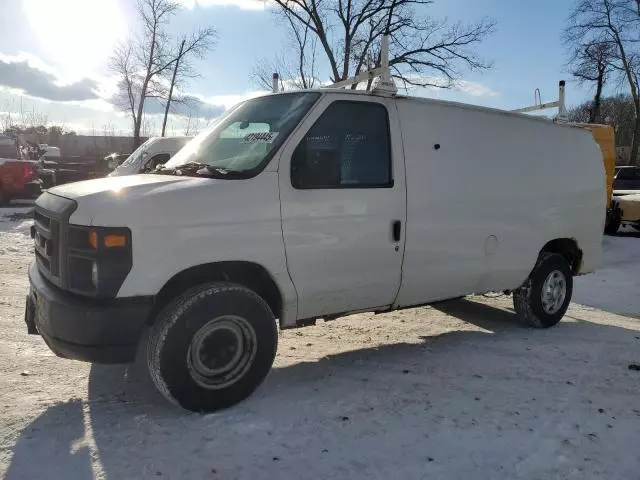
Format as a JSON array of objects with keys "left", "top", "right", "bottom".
[{"left": 0, "top": 0, "right": 615, "bottom": 137}]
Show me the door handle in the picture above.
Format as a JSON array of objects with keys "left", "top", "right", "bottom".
[{"left": 392, "top": 220, "right": 402, "bottom": 242}]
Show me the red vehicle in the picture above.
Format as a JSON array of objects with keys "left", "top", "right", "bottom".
[{"left": 0, "top": 141, "right": 42, "bottom": 206}]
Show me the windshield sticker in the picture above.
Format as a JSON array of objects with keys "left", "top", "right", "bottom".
[{"left": 242, "top": 132, "right": 279, "bottom": 144}]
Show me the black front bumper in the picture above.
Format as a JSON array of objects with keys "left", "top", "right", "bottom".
[{"left": 26, "top": 263, "right": 153, "bottom": 363}]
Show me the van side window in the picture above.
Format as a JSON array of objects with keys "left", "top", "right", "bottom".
[{"left": 291, "top": 101, "right": 392, "bottom": 189}]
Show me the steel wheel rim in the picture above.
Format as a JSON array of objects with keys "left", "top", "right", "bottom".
[
  {"left": 541, "top": 269, "right": 567, "bottom": 315},
  {"left": 187, "top": 315, "right": 257, "bottom": 390}
]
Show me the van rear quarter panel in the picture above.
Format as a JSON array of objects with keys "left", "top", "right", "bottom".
[{"left": 395, "top": 98, "right": 604, "bottom": 307}]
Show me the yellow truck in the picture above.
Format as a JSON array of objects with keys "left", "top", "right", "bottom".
[{"left": 578, "top": 124, "right": 620, "bottom": 234}]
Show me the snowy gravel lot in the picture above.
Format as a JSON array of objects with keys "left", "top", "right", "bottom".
[{"left": 1, "top": 206, "right": 640, "bottom": 480}]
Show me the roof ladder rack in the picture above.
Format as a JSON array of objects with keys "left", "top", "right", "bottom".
[
  {"left": 262, "top": 33, "right": 400, "bottom": 95},
  {"left": 511, "top": 80, "right": 568, "bottom": 123},
  {"left": 324, "top": 34, "right": 397, "bottom": 95}
]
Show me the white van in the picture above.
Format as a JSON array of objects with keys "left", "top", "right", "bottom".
[
  {"left": 25, "top": 89, "right": 604, "bottom": 412},
  {"left": 108, "top": 136, "right": 191, "bottom": 176}
]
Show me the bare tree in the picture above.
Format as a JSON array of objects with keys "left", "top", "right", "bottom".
[
  {"left": 567, "top": 40, "right": 615, "bottom": 123},
  {"left": 570, "top": 94, "right": 636, "bottom": 146},
  {"left": 263, "top": 0, "right": 494, "bottom": 91},
  {"left": 565, "top": 0, "right": 640, "bottom": 164},
  {"left": 110, "top": 0, "right": 215, "bottom": 146},
  {"left": 252, "top": 17, "right": 319, "bottom": 90},
  {"left": 102, "top": 121, "right": 117, "bottom": 138},
  {"left": 183, "top": 109, "right": 197, "bottom": 136},
  {"left": 161, "top": 27, "right": 217, "bottom": 136},
  {"left": 111, "top": 43, "right": 140, "bottom": 143}
]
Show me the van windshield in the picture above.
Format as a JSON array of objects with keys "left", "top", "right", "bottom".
[
  {"left": 163, "top": 93, "right": 320, "bottom": 173},
  {"left": 119, "top": 140, "right": 154, "bottom": 169}
]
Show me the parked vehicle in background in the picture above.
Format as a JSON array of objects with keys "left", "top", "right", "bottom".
[
  {"left": 613, "top": 166, "right": 640, "bottom": 195},
  {"left": 0, "top": 138, "right": 41, "bottom": 205},
  {"left": 108, "top": 137, "right": 191, "bottom": 177},
  {"left": 35, "top": 145, "right": 60, "bottom": 190},
  {"left": 25, "top": 85, "right": 604, "bottom": 412},
  {"left": 41, "top": 145, "right": 61, "bottom": 160},
  {"left": 104, "top": 152, "right": 130, "bottom": 171},
  {"left": 46, "top": 155, "right": 126, "bottom": 186},
  {"left": 606, "top": 166, "right": 640, "bottom": 232}
]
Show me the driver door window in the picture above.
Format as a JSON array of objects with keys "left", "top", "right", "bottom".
[{"left": 291, "top": 101, "right": 392, "bottom": 189}]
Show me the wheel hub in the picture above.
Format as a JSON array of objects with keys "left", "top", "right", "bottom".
[
  {"left": 187, "top": 315, "right": 257, "bottom": 390},
  {"left": 541, "top": 270, "right": 567, "bottom": 315}
]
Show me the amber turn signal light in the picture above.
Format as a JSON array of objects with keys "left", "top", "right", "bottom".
[
  {"left": 104, "top": 234, "right": 127, "bottom": 248},
  {"left": 88, "top": 231, "right": 127, "bottom": 248},
  {"left": 88, "top": 230, "right": 98, "bottom": 249}
]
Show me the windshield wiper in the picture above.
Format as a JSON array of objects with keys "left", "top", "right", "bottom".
[{"left": 153, "top": 162, "right": 248, "bottom": 178}]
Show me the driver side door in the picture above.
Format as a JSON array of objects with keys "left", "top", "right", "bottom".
[{"left": 278, "top": 95, "right": 407, "bottom": 320}]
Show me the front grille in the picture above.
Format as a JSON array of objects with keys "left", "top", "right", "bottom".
[
  {"left": 34, "top": 210, "right": 50, "bottom": 229},
  {"left": 35, "top": 250, "right": 50, "bottom": 271},
  {"left": 32, "top": 192, "right": 77, "bottom": 289},
  {"left": 33, "top": 214, "right": 60, "bottom": 277}
]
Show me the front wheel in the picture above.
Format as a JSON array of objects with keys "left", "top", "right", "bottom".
[
  {"left": 513, "top": 253, "right": 573, "bottom": 328},
  {"left": 147, "top": 282, "right": 278, "bottom": 412}
]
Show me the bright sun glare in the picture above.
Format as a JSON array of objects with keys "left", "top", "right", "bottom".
[{"left": 22, "top": 0, "right": 126, "bottom": 76}]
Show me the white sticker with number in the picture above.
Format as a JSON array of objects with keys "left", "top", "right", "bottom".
[{"left": 242, "top": 132, "right": 279, "bottom": 144}]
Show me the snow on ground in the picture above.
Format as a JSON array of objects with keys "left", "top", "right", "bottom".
[
  {"left": 0, "top": 204, "right": 33, "bottom": 259},
  {"left": 1, "top": 211, "right": 639, "bottom": 479},
  {"left": 574, "top": 228, "right": 640, "bottom": 317}
]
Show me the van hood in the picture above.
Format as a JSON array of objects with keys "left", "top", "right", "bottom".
[
  {"left": 48, "top": 174, "right": 186, "bottom": 200},
  {"left": 50, "top": 174, "right": 216, "bottom": 226}
]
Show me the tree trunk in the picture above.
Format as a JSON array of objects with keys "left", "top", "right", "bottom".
[
  {"left": 133, "top": 77, "right": 150, "bottom": 147},
  {"left": 162, "top": 40, "right": 185, "bottom": 137},
  {"left": 589, "top": 71, "right": 605, "bottom": 124},
  {"left": 133, "top": 114, "right": 143, "bottom": 147}
]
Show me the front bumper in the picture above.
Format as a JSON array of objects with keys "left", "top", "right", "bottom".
[{"left": 26, "top": 263, "right": 153, "bottom": 363}]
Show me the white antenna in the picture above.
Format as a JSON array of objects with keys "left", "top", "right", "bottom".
[
  {"left": 511, "top": 80, "right": 568, "bottom": 122},
  {"left": 324, "top": 34, "right": 397, "bottom": 95}
]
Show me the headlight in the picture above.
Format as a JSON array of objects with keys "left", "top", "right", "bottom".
[{"left": 67, "top": 225, "right": 133, "bottom": 298}]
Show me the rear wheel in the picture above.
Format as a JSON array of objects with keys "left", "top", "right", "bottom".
[
  {"left": 513, "top": 253, "right": 573, "bottom": 328},
  {"left": 147, "top": 282, "right": 278, "bottom": 412}
]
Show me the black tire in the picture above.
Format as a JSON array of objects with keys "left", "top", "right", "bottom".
[
  {"left": 0, "top": 187, "right": 9, "bottom": 207},
  {"left": 604, "top": 216, "right": 621, "bottom": 235},
  {"left": 513, "top": 252, "right": 573, "bottom": 328},
  {"left": 147, "top": 282, "right": 278, "bottom": 412}
]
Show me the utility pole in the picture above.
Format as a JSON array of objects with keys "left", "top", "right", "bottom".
[{"left": 162, "top": 39, "right": 185, "bottom": 137}]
